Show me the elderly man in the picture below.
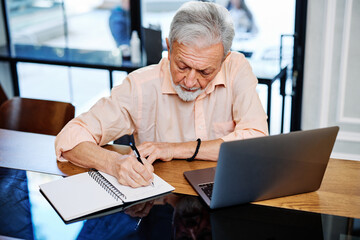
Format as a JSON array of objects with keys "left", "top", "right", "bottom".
[{"left": 55, "top": 1, "right": 268, "bottom": 188}]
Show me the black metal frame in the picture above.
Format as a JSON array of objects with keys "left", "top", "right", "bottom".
[
  {"left": 257, "top": 78, "right": 273, "bottom": 130},
  {"left": 1, "top": 0, "right": 20, "bottom": 96},
  {"left": 291, "top": 0, "right": 308, "bottom": 131},
  {"left": 130, "top": 0, "right": 142, "bottom": 39},
  {"left": 258, "top": 66, "right": 288, "bottom": 134}
]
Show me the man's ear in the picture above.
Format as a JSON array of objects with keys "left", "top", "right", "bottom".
[{"left": 166, "top": 38, "right": 171, "bottom": 60}]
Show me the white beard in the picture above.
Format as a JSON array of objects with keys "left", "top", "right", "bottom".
[
  {"left": 169, "top": 66, "right": 205, "bottom": 102},
  {"left": 171, "top": 80, "right": 205, "bottom": 102}
]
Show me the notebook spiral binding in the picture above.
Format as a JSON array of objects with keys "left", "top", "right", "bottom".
[{"left": 88, "top": 169, "right": 127, "bottom": 202}]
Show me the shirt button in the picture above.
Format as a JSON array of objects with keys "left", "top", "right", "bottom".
[{"left": 199, "top": 125, "right": 204, "bottom": 130}]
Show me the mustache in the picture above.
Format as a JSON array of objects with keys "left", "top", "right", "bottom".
[{"left": 179, "top": 84, "right": 201, "bottom": 91}]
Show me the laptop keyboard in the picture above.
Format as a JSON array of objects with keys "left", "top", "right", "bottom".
[{"left": 199, "top": 182, "right": 214, "bottom": 200}]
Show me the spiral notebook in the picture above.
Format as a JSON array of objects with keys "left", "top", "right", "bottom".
[{"left": 39, "top": 169, "right": 175, "bottom": 222}]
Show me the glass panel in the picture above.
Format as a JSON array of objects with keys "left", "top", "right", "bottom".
[
  {"left": 18, "top": 62, "right": 110, "bottom": 116},
  {"left": 70, "top": 67, "right": 110, "bottom": 115},
  {"left": 60, "top": 0, "right": 121, "bottom": 51},
  {"left": 5, "top": 0, "right": 132, "bottom": 65},
  {"left": 108, "top": 0, "right": 131, "bottom": 48},
  {"left": 18, "top": 62, "right": 72, "bottom": 102},
  {"left": 0, "top": 1, "right": 8, "bottom": 54},
  {"left": 6, "top": 0, "right": 66, "bottom": 47},
  {"left": 7, "top": 1, "right": 128, "bottom": 116},
  {"left": 112, "top": 70, "right": 128, "bottom": 87},
  {"left": 220, "top": 0, "right": 295, "bottom": 78},
  {"left": 141, "top": 0, "right": 185, "bottom": 41},
  {"left": 141, "top": 0, "right": 187, "bottom": 57},
  {"left": 5, "top": 0, "right": 131, "bottom": 51}
]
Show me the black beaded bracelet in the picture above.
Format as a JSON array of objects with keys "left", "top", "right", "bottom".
[{"left": 186, "top": 138, "right": 201, "bottom": 162}]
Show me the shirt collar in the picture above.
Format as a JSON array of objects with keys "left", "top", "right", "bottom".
[
  {"left": 161, "top": 59, "right": 177, "bottom": 94},
  {"left": 204, "top": 69, "right": 226, "bottom": 95}
]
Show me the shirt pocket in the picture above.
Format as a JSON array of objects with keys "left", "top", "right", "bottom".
[{"left": 212, "top": 121, "right": 235, "bottom": 138}]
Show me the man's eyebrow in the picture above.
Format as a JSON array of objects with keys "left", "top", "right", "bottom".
[
  {"left": 176, "top": 58, "right": 214, "bottom": 72},
  {"left": 178, "top": 60, "right": 187, "bottom": 65},
  {"left": 200, "top": 67, "right": 215, "bottom": 72},
  {"left": 174, "top": 58, "right": 186, "bottom": 65},
  {"left": 174, "top": 56, "right": 183, "bottom": 62}
]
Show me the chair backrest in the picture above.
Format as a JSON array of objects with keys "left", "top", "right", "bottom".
[{"left": 0, "top": 97, "right": 75, "bottom": 136}]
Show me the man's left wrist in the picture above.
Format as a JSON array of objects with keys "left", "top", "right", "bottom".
[
  {"left": 186, "top": 138, "right": 201, "bottom": 162},
  {"left": 171, "top": 140, "right": 200, "bottom": 160}
]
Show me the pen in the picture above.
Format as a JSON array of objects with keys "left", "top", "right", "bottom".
[
  {"left": 134, "top": 217, "right": 142, "bottom": 230},
  {"left": 129, "top": 142, "right": 154, "bottom": 187}
]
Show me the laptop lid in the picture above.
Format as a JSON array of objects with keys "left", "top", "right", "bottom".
[{"left": 184, "top": 126, "right": 339, "bottom": 209}]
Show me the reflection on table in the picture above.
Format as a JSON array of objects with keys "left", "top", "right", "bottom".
[
  {"left": 0, "top": 168, "right": 33, "bottom": 239},
  {"left": 0, "top": 168, "right": 359, "bottom": 240}
]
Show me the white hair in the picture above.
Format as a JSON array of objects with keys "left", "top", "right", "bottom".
[{"left": 169, "top": 1, "right": 235, "bottom": 58}]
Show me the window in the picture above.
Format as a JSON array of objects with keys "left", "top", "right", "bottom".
[
  {"left": 1, "top": 0, "right": 303, "bottom": 134},
  {"left": 3, "top": 0, "right": 133, "bottom": 115}
]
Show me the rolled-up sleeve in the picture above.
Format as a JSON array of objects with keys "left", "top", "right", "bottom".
[
  {"left": 221, "top": 56, "right": 269, "bottom": 142},
  {"left": 55, "top": 78, "right": 136, "bottom": 161}
]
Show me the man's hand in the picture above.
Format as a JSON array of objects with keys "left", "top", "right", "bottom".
[
  {"left": 62, "top": 141, "right": 154, "bottom": 188},
  {"left": 111, "top": 154, "right": 154, "bottom": 188},
  {"left": 137, "top": 142, "right": 175, "bottom": 164}
]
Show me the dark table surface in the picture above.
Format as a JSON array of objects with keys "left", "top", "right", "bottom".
[{"left": 0, "top": 167, "right": 359, "bottom": 240}]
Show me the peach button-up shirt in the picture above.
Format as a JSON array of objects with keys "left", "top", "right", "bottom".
[{"left": 55, "top": 52, "right": 268, "bottom": 161}]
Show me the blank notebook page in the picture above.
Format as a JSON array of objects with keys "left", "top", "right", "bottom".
[{"left": 39, "top": 171, "right": 174, "bottom": 221}]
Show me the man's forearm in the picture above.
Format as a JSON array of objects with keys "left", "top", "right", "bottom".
[
  {"left": 133, "top": 139, "right": 224, "bottom": 163},
  {"left": 173, "top": 138, "right": 223, "bottom": 161},
  {"left": 62, "top": 141, "right": 117, "bottom": 175}
]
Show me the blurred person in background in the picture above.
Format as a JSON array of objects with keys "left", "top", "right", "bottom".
[
  {"left": 109, "top": 0, "right": 131, "bottom": 46},
  {"left": 227, "top": 0, "right": 258, "bottom": 38}
]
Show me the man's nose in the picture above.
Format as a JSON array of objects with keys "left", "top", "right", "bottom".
[{"left": 184, "top": 69, "right": 198, "bottom": 89}]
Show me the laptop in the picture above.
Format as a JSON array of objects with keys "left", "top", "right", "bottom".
[{"left": 184, "top": 126, "right": 339, "bottom": 209}]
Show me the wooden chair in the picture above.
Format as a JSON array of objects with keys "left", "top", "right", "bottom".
[{"left": 0, "top": 97, "right": 75, "bottom": 136}]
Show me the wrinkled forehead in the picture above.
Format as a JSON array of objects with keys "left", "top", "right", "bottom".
[
  {"left": 183, "top": 38, "right": 221, "bottom": 51},
  {"left": 171, "top": 35, "right": 222, "bottom": 52}
]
